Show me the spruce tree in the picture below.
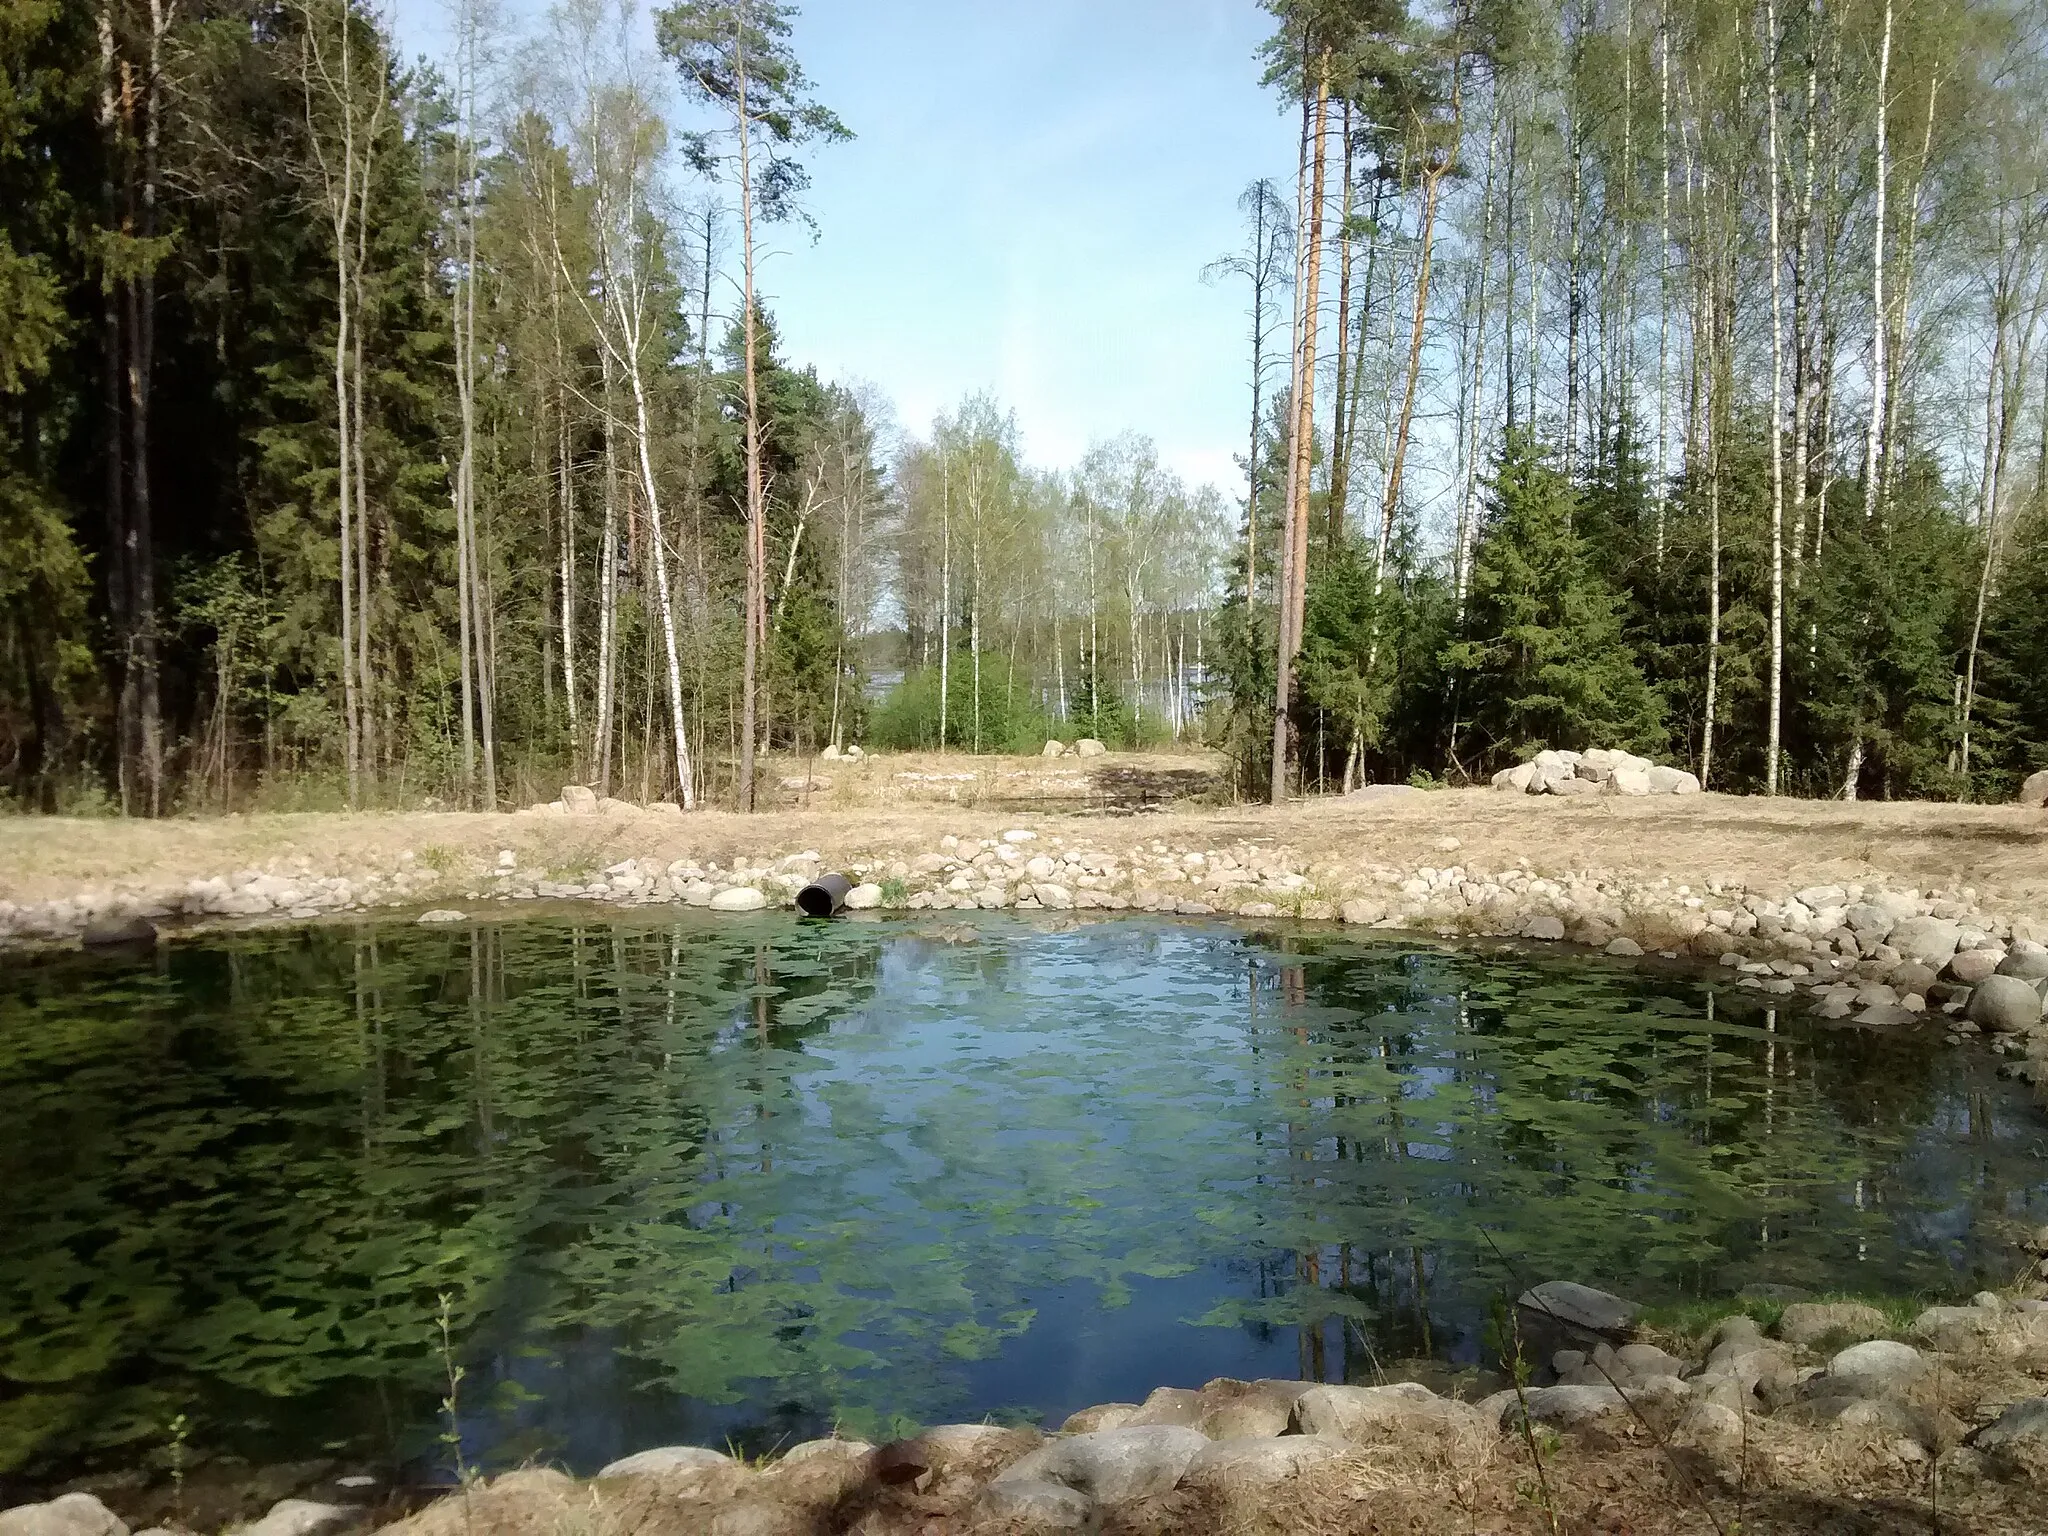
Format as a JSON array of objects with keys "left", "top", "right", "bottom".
[
  {"left": 1976, "top": 502, "right": 2048, "bottom": 796},
  {"left": 1443, "top": 431, "right": 1665, "bottom": 769}
]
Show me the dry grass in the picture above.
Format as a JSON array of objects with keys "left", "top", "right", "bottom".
[
  {"left": 368, "top": 1306, "right": 2048, "bottom": 1534},
  {"left": 371, "top": 1430, "right": 2048, "bottom": 1536},
  {"left": 3, "top": 752, "right": 2045, "bottom": 920}
]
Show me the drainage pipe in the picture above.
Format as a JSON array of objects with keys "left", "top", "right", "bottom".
[{"left": 796, "top": 873, "right": 852, "bottom": 917}]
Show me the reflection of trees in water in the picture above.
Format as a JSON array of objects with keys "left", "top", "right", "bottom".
[
  {"left": 0, "top": 916, "right": 897, "bottom": 1481},
  {"left": 1232, "top": 932, "right": 2045, "bottom": 1382},
  {"left": 2, "top": 918, "right": 2041, "bottom": 1488}
]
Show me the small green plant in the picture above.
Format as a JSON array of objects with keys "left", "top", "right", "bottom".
[
  {"left": 436, "top": 1291, "right": 474, "bottom": 1494},
  {"left": 879, "top": 876, "right": 907, "bottom": 906},
  {"left": 167, "top": 1410, "right": 191, "bottom": 1529},
  {"left": 1488, "top": 1294, "right": 1560, "bottom": 1536}
]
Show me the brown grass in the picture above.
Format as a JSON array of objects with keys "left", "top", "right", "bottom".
[
  {"left": 370, "top": 1415, "right": 2048, "bottom": 1536},
  {"left": 3, "top": 751, "right": 2044, "bottom": 921}
]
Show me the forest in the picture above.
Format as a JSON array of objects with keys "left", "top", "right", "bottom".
[{"left": 2, "top": 0, "right": 2046, "bottom": 814}]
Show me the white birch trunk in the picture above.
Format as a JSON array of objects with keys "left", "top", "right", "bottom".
[
  {"left": 1861, "top": 0, "right": 1892, "bottom": 516},
  {"left": 1765, "top": 0, "right": 1786, "bottom": 795}
]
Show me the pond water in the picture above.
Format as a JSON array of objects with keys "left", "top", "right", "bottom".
[{"left": 3, "top": 911, "right": 2046, "bottom": 1494}]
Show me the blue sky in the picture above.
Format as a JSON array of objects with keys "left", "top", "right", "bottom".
[{"left": 391, "top": 0, "right": 1295, "bottom": 493}]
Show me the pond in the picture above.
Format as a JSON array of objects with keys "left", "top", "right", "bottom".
[{"left": 3, "top": 910, "right": 2045, "bottom": 1495}]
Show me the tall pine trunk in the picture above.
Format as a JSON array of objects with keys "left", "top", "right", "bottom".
[
  {"left": 1270, "top": 44, "right": 1329, "bottom": 805},
  {"left": 737, "top": 39, "right": 766, "bottom": 807}
]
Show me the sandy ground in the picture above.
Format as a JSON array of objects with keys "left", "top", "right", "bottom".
[{"left": 2, "top": 750, "right": 2044, "bottom": 918}]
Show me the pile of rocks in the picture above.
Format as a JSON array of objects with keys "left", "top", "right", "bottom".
[
  {"left": 9, "top": 1263, "right": 2048, "bottom": 1535},
  {"left": 1492, "top": 748, "right": 1702, "bottom": 797},
  {"left": 1042, "top": 738, "right": 1108, "bottom": 758},
  {"left": 817, "top": 743, "right": 867, "bottom": 762},
  {"left": 528, "top": 783, "right": 684, "bottom": 817}
]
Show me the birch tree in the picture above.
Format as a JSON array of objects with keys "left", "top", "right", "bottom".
[{"left": 658, "top": 0, "right": 847, "bottom": 809}]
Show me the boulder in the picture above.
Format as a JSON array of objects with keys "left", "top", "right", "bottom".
[
  {"left": 776, "top": 1438, "right": 875, "bottom": 1467},
  {"left": 709, "top": 887, "right": 768, "bottom": 912},
  {"left": 819, "top": 745, "right": 842, "bottom": 761},
  {"left": 1498, "top": 1383, "right": 1634, "bottom": 1427},
  {"left": 1947, "top": 949, "right": 2004, "bottom": 985},
  {"left": 1532, "top": 749, "right": 1568, "bottom": 772},
  {"left": 1821, "top": 1339, "right": 1927, "bottom": 1397},
  {"left": 0, "top": 1495, "right": 127, "bottom": 1536},
  {"left": 416, "top": 910, "right": 466, "bottom": 925},
  {"left": 1548, "top": 776, "right": 1602, "bottom": 797},
  {"left": 1888, "top": 916, "right": 1962, "bottom": 969},
  {"left": 1042, "top": 740, "right": 1068, "bottom": 758},
  {"left": 1516, "top": 1280, "right": 1640, "bottom": 1343},
  {"left": 1059, "top": 1404, "right": 1140, "bottom": 1435},
  {"left": 1614, "top": 1343, "right": 1689, "bottom": 1380},
  {"left": 1521, "top": 914, "right": 1566, "bottom": 941},
  {"left": 560, "top": 784, "right": 599, "bottom": 814},
  {"left": 1035, "top": 883, "right": 1074, "bottom": 910},
  {"left": 1999, "top": 942, "right": 2048, "bottom": 982},
  {"left": 1605, "top": 937, "right": 1644, "bottom": 957},
  {"left": 1911, "top": 1305, "right": 1997, "bottom": 1352},
  {"left": 1178, "top": 1435, "right": 1345, "bottom": 1493},
  {"left": 1293, "top": 1381, "right": 1486, "bottom": 1442},
  {"left": 1339, "top": 898, "right": 1385, "bottom": 925},
  {"left": 1709, "top": 1314, "right": 1765, "bottom": 1352},
  {"left": 1969, "top": 974, "right": 2044, "bottom": 1032},
  {"left": 1776, "top": 1302, "right": 1890, "bottom": 1348},
  {"left": 1495, "top": 762, "right": 1538, "bottom": 793},
  {"left": 1194, "top": 1378, "right": 1310, "bottom": 1439},
  {"left": 1972, "top": 1395, "right": 2048, "bottom": 1472},
  {"left": 2019, "top": 769, "right": 2048, "bottom": 808},
  {"left": 598, "top": 1445, "right": 736, "bottom": 1481},
  {"left": 975, "top": 1479, "right": 1096, "bottom": 1533},
  {"left": 228, "top": 1503, "right": 355, "bottom": 1536},
  {"left": 1074, "top": 739, "right": 1108, "bottom": 758},
  {"left": 1646, "top": 765, "right": 1701, "bottom": 794},
  {"left": 1121, "top": 1386, "right": 1205, "bottom": 1428},
  {"left": 874, "top": 1425, "right": 1039, "bottom": 1491},
  {"left": 1680, "top": 1402, "right": 1746, "bottom": 1444},
  {"left": 1888, "top": 960, "right": 1939, "bottom": 996},
  {"left": 993, "top": 1425, "right": 1207, "bottom": 1507},
  {"left": 843, "top": 883, "right": 884, "bottom": 910},
  {"left": 1609, "top": 767, "right": 1652, "bottom": 796},
  {"left": 81, "top": 916, "right": 156, "bottom": 947},
  {"left": 1844, "top": 903, "right": 1897, "bottom": 939}
]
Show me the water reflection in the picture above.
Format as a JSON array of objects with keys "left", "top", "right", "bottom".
[{"left": 1, "top": 911, "right": 2042, "bottom": 1492}]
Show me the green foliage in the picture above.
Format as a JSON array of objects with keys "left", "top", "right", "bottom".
[
  {"left": 1444, "top": 431, "right": 1666, "bottom": 769},
  {"left": 1798, "top": 463, "right": 1974, "bottom": 800},
  {"left": 1063, "top": 651, "right": 1132, "bottom": 748},
  {"left": 1976, "top": 499, "right": 2048, "bottom": 795},
  {"left": 1295, "top": 541, "right": 1399, "bottom": 762},
  {"left": 870, "top": 656, "right": 1051, "bottom": 753}
]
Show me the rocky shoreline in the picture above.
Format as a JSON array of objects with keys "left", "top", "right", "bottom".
[
  {"left": 7, "top": 793, "right": 2046, "bottom": 1086},
  {"left": 11, "top": 1266, "right": 2048, "bottom": 1536}
]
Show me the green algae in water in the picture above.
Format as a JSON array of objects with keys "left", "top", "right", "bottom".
[{"left": 1, "top": 911, "right": 2043, "bottom": 1486}]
